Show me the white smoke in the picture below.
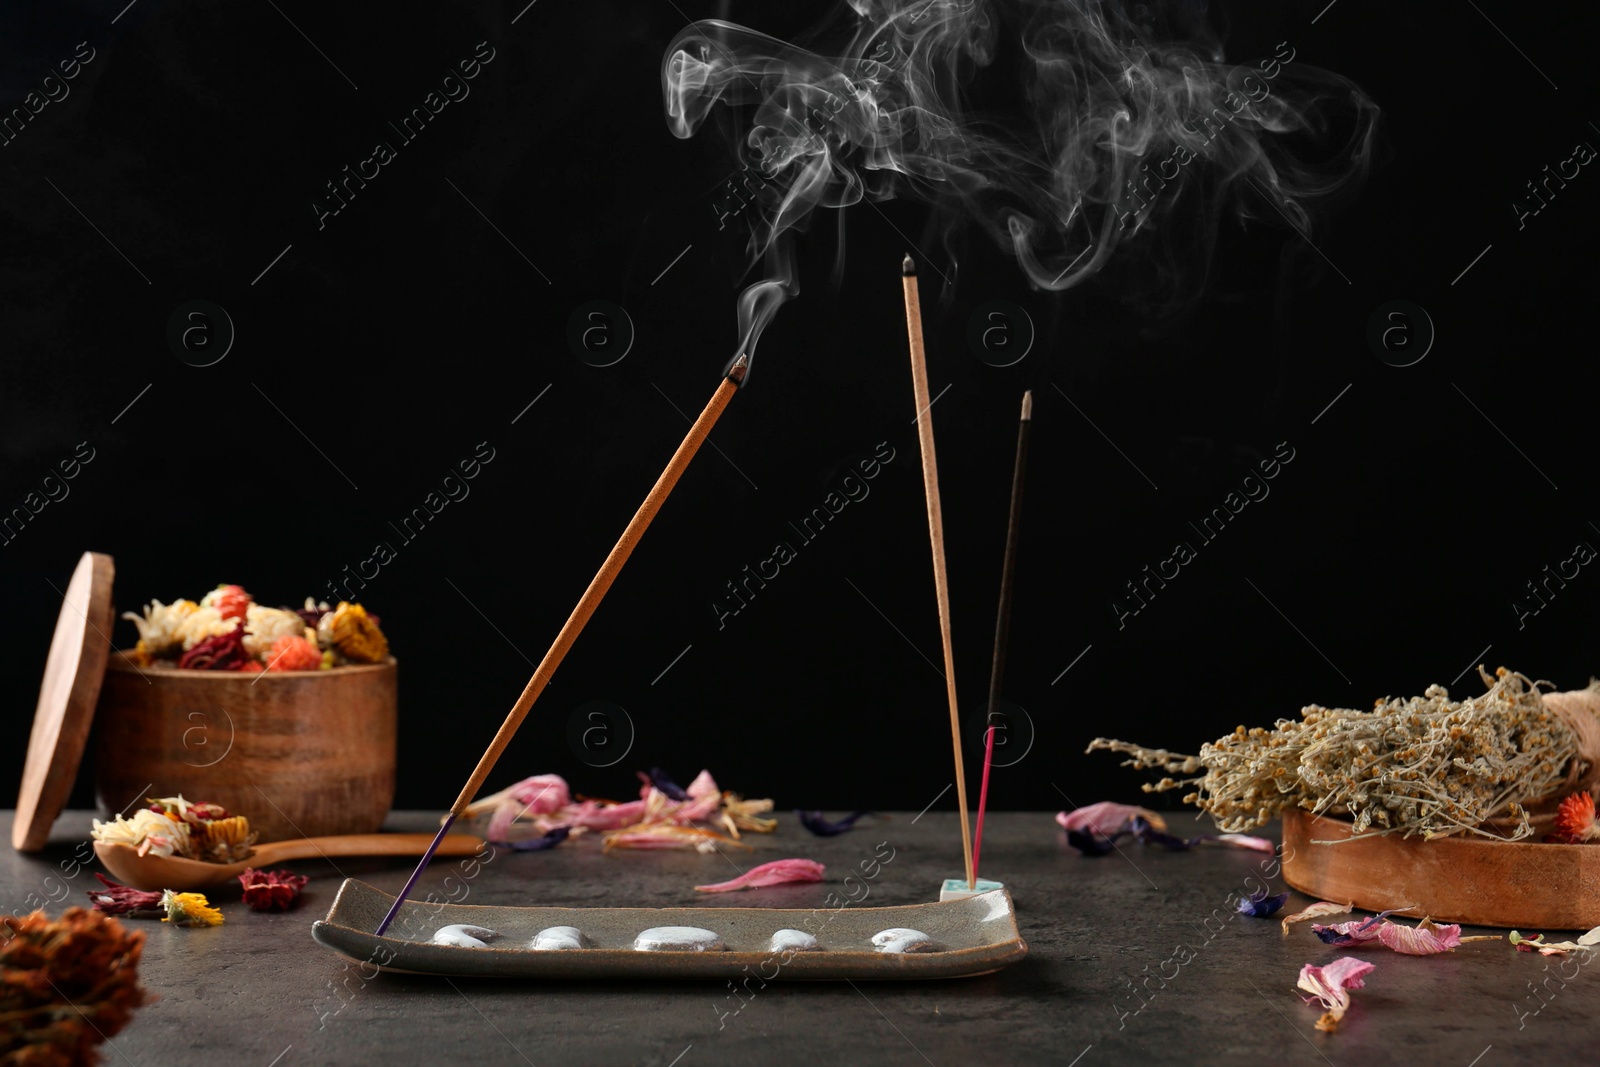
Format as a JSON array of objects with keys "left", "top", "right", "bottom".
[{"left": 663, "top": 0, "right": 1377, "bottom": 313}]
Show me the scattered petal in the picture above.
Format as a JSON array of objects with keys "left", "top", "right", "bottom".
[
  {"left": 494, "top": 827, "right": 571, "bottom": 852},
  {"left": 1375, "top": 917, "right": 1461, "bottom": 955},
  {"left": 603, "top": 824, "right": 749, "bottom": 853},
  {"left": 85, "top": 874, "right": 165, "bottom": 918},
  {"left": 1509, "top": 927, "right": 1600, "bottom": 955},
  {"left": 645, "top": 768, "right": 689, "bottom": 801},
  {"left": 1056, "top": 802, "right": 1166, "bottom": 837},
  {"left": 1281, "top": 901, "right": 1353, "bottom": 935},
  {"left": 1313, "top": 917, "right": 1386, "bottom": 946},
  {"left": 238, "top": 869, "right": 308, "bottom": 911},
  {"left": 1236, "top": 889, "right": 1289, "bottom": 918},
  {"left": 1298, "top": 956, "right": 1374, "bottom": 1033},
  {"left": 694, "top": 858, "right": 825, "bottom": 893},
  {"left": 796, "top": 810, "right": 874, "bottom": 836},
  {"left": 1209, "top": 833, "right": 1276, "bottom": 853},
  {"left": 685, "top": 769, "right": 720, "bottom": 799},
  {"left": 1065, "top": 828, "right": 1118, "bottom": 856}
]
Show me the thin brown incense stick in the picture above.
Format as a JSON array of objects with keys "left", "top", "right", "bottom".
[
  {"left": 376, "top": 356, "right": 749, "bottom": 935},
  {"left": 972, "top": 390, "right": 1032, "bottom": 881},
  {"left": 900, "top": 254, "right": 975, "bottom": 891}
]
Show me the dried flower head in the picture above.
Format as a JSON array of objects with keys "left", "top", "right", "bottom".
[
  {"left": 238, "top": 869, "right": 308, "bottom": 911},
  {"left": 241, "top": 604, "right": 310, "bottom": 658},
  {"left": 263, "top": 634, "right": 322, "bottom": 672},
  {"left": 200, "top": 583, "right": 253, "bottom": 623},
  {"left": 160, "top": 891, "right": 223, "bottom": 927},
  {"left": 120, "top": 598, "right": 200, "bottom": 660},
  {"left": 92, "top": 809, "right": 192, "bottom": 858},
  {"left": 85, "top": 874, "right": 165, "bottom": 918},
  {"left": 177, "top": 627, "right": 253, "bottom": 671},
  {"left": 0, "top": 908, "right": 150, "bottom": 1065},
  {"left": 1552, "top": 792, "right": 1600, "bottom": 843},
  {"left": 319, "top": 602, "right": 389, "bottom": 663}
]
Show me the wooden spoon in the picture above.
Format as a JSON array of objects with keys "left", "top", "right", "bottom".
[{"left": 95, "top": 833, "right": 485, "bottom": 891}]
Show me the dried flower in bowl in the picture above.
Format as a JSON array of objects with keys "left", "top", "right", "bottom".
[
  {"left": 177, "top": 627, "right": 254, "bottom": 671},
  {"left": 200, "top": 583, "right": 253, "bottom": 623},
  {"left": 242, "top": 605, "right": 309, "bottom": 658},
  {"left": 264, "top": 634, "right": 322, "bottom": 672},
  {"left": 319, "top": 602, "right": 389, "bottom": 663},
  {"left": 120, "top": 598, "right": 199, "bottom": 663}
]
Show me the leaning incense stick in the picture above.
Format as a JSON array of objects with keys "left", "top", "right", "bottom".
[
  {"left": 971, "top": 390, "right": 1032, "bottom": 881},
  {"left": 900, "top": 254, "right": 975, "bottom": 891},
  {"left": 375, "top": 356, "right": 750, "bottom": 936}
]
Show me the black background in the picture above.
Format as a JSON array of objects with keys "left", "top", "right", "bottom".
[{"left": 2, "top": 1, "right": 1595, "bottom": 825}]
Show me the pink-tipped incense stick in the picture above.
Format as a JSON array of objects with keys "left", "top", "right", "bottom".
[
  {"left": 375, "top": 357, "right": 749, "bottom": 936},
  {"left": 901, "top": 255, "right": 976, "bottom": 890},
  {"left": 971, "top": 390, "right": 1032, "bottom": 883}
]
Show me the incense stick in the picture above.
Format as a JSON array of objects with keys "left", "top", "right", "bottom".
[
  {"left": 971, "top": 390, "right": 1032, "bottom": 881},
  {"left": 375, "top": 357, "right": 750, "bottom": 936},
  {"left": 900, "top": 254, "right": 975, "bottom": 891}
]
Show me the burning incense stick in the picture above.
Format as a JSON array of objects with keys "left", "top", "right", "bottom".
[
  {"left": 972, "top": 391, "right": 1032, "bottom": 880},
  {"left": 375, "top": 356, "right": 750, "bottom": 936},
  {"left": 900, "top": 254, "right": 975, "bottom": 890}
]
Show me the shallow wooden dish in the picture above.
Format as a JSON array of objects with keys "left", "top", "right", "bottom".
[
  {"left": 312, "top": 878, "right": 1030, "bottom": 981},
  {"left": 1281, "top": 810, "right": 1600, "bottom": 930},
  {"left": 94, "top": 652, "right": 397, "bottom": 842}
]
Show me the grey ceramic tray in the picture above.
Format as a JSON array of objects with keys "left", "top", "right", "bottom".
[{"left": 312, "top": 878, "right": 1029, "bottom": 980}]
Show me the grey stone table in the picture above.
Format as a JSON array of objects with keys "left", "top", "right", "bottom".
[{"left": 3, "top": 811, "right": 1593, "bottom": 1066}]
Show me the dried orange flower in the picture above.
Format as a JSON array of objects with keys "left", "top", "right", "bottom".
[
  {"left": 1552, "top": 792, "right": 1600, "bottom": 843},
  {"left": 319, "top": 602, "right": 389, "bottom": 663}
]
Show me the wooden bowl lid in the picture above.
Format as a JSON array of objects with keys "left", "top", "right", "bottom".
[{"left": 14, "top": 552, "right": 115, "bottom": 851}]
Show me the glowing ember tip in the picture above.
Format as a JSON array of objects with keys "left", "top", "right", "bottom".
[{"left": 726, "top": 353, "right": 749, "bottom": 385}]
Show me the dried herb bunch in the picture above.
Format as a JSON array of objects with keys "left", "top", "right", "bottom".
[
  {"left": 1087, "top": 668, "right": 1583, "bottom": 841},
  {"left": 0, "top": 908, "right": 150, "bottom": 1066}
]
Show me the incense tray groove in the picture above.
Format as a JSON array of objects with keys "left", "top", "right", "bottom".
[{"left": 312, "top": 879, "right": 1028, "bottom": 980}]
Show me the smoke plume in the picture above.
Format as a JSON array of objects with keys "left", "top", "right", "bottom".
[{"left": 662, "top": 0, "right": 1378, "bottom": 336}]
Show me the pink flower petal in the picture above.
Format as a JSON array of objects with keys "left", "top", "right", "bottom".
[
  {"left": 508, "top": 774, "right": 570, "bottom": 815},
  {"left": 1376, "top": 918, "right": 1461, "bottom": 956},
  {"left": 694, "top": 858, "right": 825, "bottom": 893},
  {"left": 674, "top": 791, "right": 723, "bottom": 822},
  {"left": 1055, "top": 801, "right": 1165, "bottom": 838},
  {"left": 1297, "top": 956, "right": 1375, "bottom": 1033},
  {"left": 1313, "top": 918, "right": 1385, "bottom": 945},
  {"left": 685, "top": 769, "right": 720, "bottom": 799},
  {"left": 1213, "top": 833, "right": 1276, "bottom": 853}
]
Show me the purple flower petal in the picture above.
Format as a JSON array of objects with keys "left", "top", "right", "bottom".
[
  {"left": 795, "top": 810, "right": 874, "bottom": 836},
  {"left": 1129, "top": 815, "right": 1201, "bottom": 850},
  {"left": 1236, "top": 889, "right": 1289, "bottom": 917},
  {"left": 491, "top": 827, "right": 570, "bottom": 852},
  {"left": 646, "top": 768, "right": 689, "bottom": 802},
  {"left": 1066, "top": 828, "right": 1121, "bottom": 855}
]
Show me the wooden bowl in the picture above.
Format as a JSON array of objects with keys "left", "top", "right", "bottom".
[
  {"left": 93, "top": 652, "right": 397, "bottom": 842},
  {"left": 1281, "top": 809, "right": 1600, "bottom": 930}
]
